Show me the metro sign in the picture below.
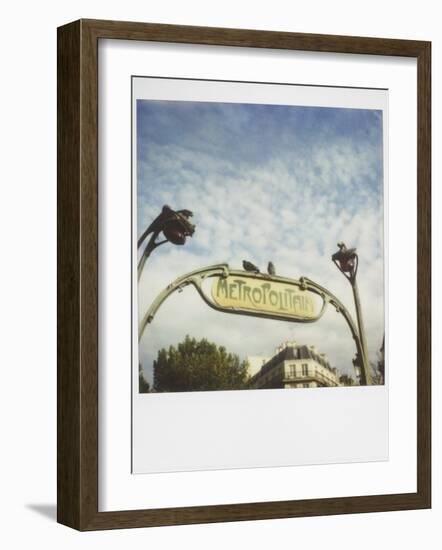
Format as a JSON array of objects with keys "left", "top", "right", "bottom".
[
  {"left": 211, "top": 273, "right": 322, "bottom": 322},
  {"left": 139, "top": 264, "right": 337, "bottom": 339}
]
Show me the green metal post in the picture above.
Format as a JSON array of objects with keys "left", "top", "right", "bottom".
[
  {"left": 351, "top": 279, "right": 372, "bottom": 385},
  {"left": 331, "top": 242, "right": 372, "bottom": 386}
]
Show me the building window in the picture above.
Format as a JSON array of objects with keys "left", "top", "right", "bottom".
[
  {"left": 303, "top": 383, "right": 310, "bottom": 388},
  {"left": 289, "top": 365, "right": 296, "bottom": 378},
  {"left": 302, "top": 363, "right": 308, "bottom": 376}
]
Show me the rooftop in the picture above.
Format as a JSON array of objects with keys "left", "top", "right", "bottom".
[{"left": 251, "top": 341, "right": 334, "bottom": 380}]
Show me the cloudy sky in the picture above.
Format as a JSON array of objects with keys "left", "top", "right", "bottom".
[{"left": 136, "top": 97, "right": 385, "bottom": 386}]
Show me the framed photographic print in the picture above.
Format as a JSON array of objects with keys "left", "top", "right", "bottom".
[{"left": 57, "top": 19, "right": 431, "bottom": 530}]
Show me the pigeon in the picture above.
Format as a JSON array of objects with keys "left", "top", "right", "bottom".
[
  {"left": 267, "top": 261, "right": 276, "bottom": 276},
  {"left": 243, "top": 260, "right": 260, "bottom": 273}
]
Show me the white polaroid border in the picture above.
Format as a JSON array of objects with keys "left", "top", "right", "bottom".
[{"left": 98, "top": 39, "right": 416, "bottom": 511}]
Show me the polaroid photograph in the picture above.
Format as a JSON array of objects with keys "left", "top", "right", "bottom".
[{"left": 131, "top": 77, "right": 388, "bottom": 474}]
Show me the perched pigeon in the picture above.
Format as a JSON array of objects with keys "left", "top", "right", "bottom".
[
  {"left": 243, "top": 260, "right": 260, "bottom": 273},
  {"left": 267, "top": 261, "right": 276, "bottom": 276}
]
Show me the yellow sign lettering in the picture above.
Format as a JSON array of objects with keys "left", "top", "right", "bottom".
[{"left": 211, "top": 275, "right": 319, "bottom": 320}]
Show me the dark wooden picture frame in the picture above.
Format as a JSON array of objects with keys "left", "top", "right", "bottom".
[{"left": 57, "top": 18, "right": 431, "bottom": 531}]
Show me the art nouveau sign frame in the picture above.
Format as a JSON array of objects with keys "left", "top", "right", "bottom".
[{"left": 57, "top": 19, "right": 431, "bottom": 530}]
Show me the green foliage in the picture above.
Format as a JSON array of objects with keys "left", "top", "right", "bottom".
[
  {"left": 153, "top": 335, "right": 250, "bottom": 392},
  {"left": 139, "top": 364, "right": 150, "bottom": 393}
]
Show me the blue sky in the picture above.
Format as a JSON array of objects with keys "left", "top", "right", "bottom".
[{"left": 137, "top": 99, "right": 384, "bottom": 386}]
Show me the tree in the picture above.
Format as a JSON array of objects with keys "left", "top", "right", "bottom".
[
  {"left": 153, "top": 335, "right": 250, "bottom": 392},
  {"left": 139, "top": 364, "right": 150, "bottom": 393}
]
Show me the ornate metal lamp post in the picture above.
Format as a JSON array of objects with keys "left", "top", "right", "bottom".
[
  {"left": 138, "top": 205, "right": 195, "bottom": 280},
  {"left": 332, "top": 242, "right": 372, "bottom": 385}
]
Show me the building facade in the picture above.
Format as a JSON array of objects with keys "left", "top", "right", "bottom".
[{"left": 248, "top": 341, "right": 340, "bottom": 389}]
